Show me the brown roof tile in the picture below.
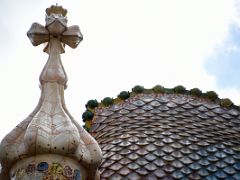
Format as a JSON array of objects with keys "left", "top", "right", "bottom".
[{"left": 90, "top": 93, "right": 240, "bottom": 179}]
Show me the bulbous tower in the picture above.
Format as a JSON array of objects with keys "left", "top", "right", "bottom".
[{"left": 0, "top": 5, "right": 102, "bottom": 180}]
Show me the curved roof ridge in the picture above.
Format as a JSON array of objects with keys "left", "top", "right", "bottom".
[{"left": 82, "top": 85, "right": 239, "bottom": 131}]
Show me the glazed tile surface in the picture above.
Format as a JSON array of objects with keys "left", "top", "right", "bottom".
[{"left": 91, "top": 94, "right": 240, "bottom": 179}]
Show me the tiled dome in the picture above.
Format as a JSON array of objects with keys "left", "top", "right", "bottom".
[{"left": 87, "top": 87, "right": 240, "bottom": 179}]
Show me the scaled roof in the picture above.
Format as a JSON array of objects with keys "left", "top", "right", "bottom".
[{"left": 86, "top": 86, "right": 240, "bottom": 179}]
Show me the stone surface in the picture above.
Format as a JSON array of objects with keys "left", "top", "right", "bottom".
[
  {"left": 91, "top": 93, "right": 240, "bottom": 179},
  {"left": 0, "top": 5, "right": 102, "bottom": 180}
]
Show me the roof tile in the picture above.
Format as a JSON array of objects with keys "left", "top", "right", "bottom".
[{"left": 90, "top": 93, "right": 240, "bottom": 178}]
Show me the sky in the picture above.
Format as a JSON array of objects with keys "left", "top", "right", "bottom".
[{"left": 0, "top": 0, "right": 240, "bottom": 141}]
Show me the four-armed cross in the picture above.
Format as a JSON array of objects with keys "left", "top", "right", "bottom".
[{"left": 27, "top": 5, "right": 83, "bottom": 88}]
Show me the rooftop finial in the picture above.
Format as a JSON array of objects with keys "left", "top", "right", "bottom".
[
  {"left": 46, "top": 4, "right": 67, "bottom": 16},
  {"left": 27, "top": 4, "right": 83, "bottom": 88},
  {"left": 0, "top": 5, "right": 102, "bottom": 180}
]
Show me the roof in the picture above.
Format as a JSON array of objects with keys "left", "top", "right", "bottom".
[{"left": 86, "top": 86, "right": 240, "bottom": 179}]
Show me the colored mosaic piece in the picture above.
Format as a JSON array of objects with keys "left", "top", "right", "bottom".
[
  {"left": 73, "top": 169, "right": 82, "bottom": 180},
  {"left": 14, "top": 162, "right": 83, "bottom": 180},
  {"left": 63, "top": 165, "right": 73, "bottom": 177},
  {"left": 37, "top": 162, "right": 49, "bottom": 172},
  {"left": 26, "top": 164, "right": 35, "bottom": 174}
]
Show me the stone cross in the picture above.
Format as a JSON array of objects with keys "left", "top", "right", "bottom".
[{"left": 27, "top": 5, "right": 83, "bottom": 88}]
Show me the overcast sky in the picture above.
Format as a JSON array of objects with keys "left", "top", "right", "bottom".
[{"left": 0, "top": 0, "right": 240, "bottom": 140}]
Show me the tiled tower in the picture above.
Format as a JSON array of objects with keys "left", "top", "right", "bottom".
[{"left": 0, "top": 5, "right": 102, "bottom": 180}]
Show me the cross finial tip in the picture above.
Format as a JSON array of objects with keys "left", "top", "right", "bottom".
[{"left": 46, "top": 4, "right": 67, "bottom": 17}]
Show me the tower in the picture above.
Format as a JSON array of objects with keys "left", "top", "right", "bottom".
[{"left": 0, "top": 5, "right": 102, "bottom": 180}]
